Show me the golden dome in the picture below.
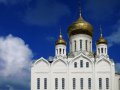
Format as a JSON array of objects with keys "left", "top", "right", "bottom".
[
  {"left": 96, "top": 34, "right": 108, "bottom": 45},
  {"left": 68, "top": 14, "right": 93, "bottom": 37},
  {"left": 55, "top": 33, "right": 66, "bottom": 46}
]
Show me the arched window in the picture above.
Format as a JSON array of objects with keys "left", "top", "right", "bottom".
[
  {"left": 55, "top": 78, "right": 58, "bottom": 89},
  {"left": 86, "top": 62, "right": 89, "bottom": 68},
  {"left": 60, "top": 48, "right": 61, "bottom": 54},
  {"left": 98, "top": 48, "right": 100, "bottom": 54},
  {"left": 101, "top": 48, "right": 103, "bottom": 53},
  {"left": 105, "top": 48, "right": 107, "bottom": 54},
  {"left": 80, "top": 40, "right": 82, "bottom": 50},
  {"left": 88, "top": 78, "right": 91, "bottom": 89},
  {"left": 56, "top": 49, "right": 58, "bottom": 54},
  {"left": 44, "top": 78, "right": 47, "bottom": 89},
  {"left": 37, "top": 78, "right": 40, "bottom": 89},
  {"left": 99, "top": 78, "right": 102, "bottom": 89},
  {"left": 106, "top": 78, "right": 109, "bottom": 89},
  {"left": 80, "top": 60, "right": 83, "bottom": 67},
  {"left": 73, "top": 78, "right": 76, "bottom": 89},
  {"left": 90, "top": 41, "right": 91, "bottom": 51},
  {"left": 63, "top": 49, "right": 64, "bottom": 54},
  {"left": 86, "top": 40, "right": 88, "bottom": 51},
  {"left": 62, "top": 78, "right": 65, "bottom": 89},
  {"left": 74, "top": 62, "right": 77, "bottom": 68},
  {"left": 74, "top": 40, "right": 76, "bottom": 52},
  {"left": 80, "top": 78, "right": 83, "bottom": 89}
]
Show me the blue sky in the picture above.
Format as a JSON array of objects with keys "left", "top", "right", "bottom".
[{"left": 0, "top": 0, "right": 120, "bottom": 90}]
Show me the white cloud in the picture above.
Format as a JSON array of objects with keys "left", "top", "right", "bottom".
[
  {"left": 115, "top": 63, "right": 120, "bottom": 73},
  {"left": 0, "top": 35, "right": 33, "bottom": 90},
  {"left": 107, "top": 20, "right": 120, "bottom": 47}
]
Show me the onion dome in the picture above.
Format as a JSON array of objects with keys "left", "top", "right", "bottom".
[
  {"left": 55, "top": 33, "right": 66, "bottom": 46},
  {"left": 96, "top": 34, "right": 108, "bottom": 45},
  {"left": 68, "top": 13, "right": 93, "bottom": 37}
]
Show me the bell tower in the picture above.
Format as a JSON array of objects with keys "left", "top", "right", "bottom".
[
  {"left": 55, "top": 30, "right": 67, "bottom": 57},
  {"left": 68, "top": 10, "right": 93, "bottom": 54},
  {"left": 96, "top": 26, "right": 108, "bottom": 56}
]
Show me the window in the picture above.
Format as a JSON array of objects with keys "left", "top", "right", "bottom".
[
  {"left": 37, "top": 78, "right": 40, "bottom": 89},
  {"left": 63, "top": 49, "right": 65, "bottom": 54},
  {"left": 74, "top": 62, "right": 77, "bottom": 68},
  {"left": 80, "top": 60, "right": 83, "bottom": 68},
  {"left": 60, "top": 48, "right": 61, "bottom": 54},
  {"left": 98, "top": 48, "right": 100, "bottom": 54},
  {"left": 56, "top": 49, "right": 58, "bottom": 54},
  {"left": 74, "top": 40, "right": 76, "bottom": 52},
  {"left": 55, "top": 78, "right": 58, "bottom": 89},
  {"left": 105, "top": 48, "right": 107, "bottom": 54},
  {"left": 44, "top": 78, "right": 47, "bottom": 89},
  {"left": 80, "top": 40, "right": 82, "bottom": 50},
  {"left": 80, "top": 78, "right": 83, "bottom": 89},
  {"left": 99, "top": 78, "right": 102, "bottom": 89},
  {"left": 88, "top": 78, "right": 91, "bottom": 89},
  {"left": 62, "top": 78, "right": 65, "bottom": 89},
  {"left": 90, "top": 41, "right": 91, "bottom": 51},
  {"left": 86, "top": 40, "right": 88, "bottom": 51},
  {"left": 86, "top": 62, "right": 89, "bottom": 68},
  {"left": 101, "top": 48, "right": 103, "bottom": 53},
  {"left": 106, "top": 78, "right": 109, "bottom": 89},
  {"left": 73, "top": 78, "right": 76, "bottom": 89}
]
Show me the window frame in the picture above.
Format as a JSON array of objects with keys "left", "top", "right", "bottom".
[
  {"left": 37, "top": 78, "right": 40, "bottom": 89},
  {"left": 86, "top": 62, "right": 89, "bottom": 68},
  {"left": 44, "top": 78, "right": 47, "bottom": 89},
  {"left": 55, "top": 78, "right": 58, "bottom": 89},
  {"left": 99, "top": 78, "right": 102, "bottom": 89},
  {"left": 88, "top": 78, "right": 91, "bottom": 89},
  {"left": 62, "top": 78, "right": 65, "bottom": 89},
  {"left": 106, "top": 78, "right": 109, "bottom": 89},
  {"left": 80, "top": 78, "right": 83, "bottom": 89},
  {"left": 74, "top": 62, "right": 77, "bottom": 68},
  {"left": 80, "top": 60, "right": 83, "bottom": 68},
  {"left": 73, "top": 78, "right": 76, "bottom": 89}
]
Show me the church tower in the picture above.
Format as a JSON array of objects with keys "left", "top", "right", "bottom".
[
  {"left": 96, "top": 27, "right": 108, "bottom": 56},
  {"left": 68, "top": 11, "right": 93, "bottom": 54},
  {"left": 55, "top": 31, "right": 67, "bottom": 57}
]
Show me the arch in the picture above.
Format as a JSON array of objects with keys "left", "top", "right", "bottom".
[
  {"left": 33, "top": 57, "right": 50, "bottom": 67},
  {"left": 95, "top": 58, "right": 111, "bottom": 72},
  {"left": 96, "top": 58, "right": 112, "bottom": 65},
  {"left": 69, "top": 53, "right": 94, "bottom": 65},
  {"left": 52, "top": 59, "right": 67, "bottom": 68},
  {"left": 69, "top": 53, "right": 94, "bottom": 71}
]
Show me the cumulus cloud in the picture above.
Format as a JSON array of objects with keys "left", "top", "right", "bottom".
[
  {"left": 115, "top": 63, "right": 120, "bottom": 73},
  {"left": 0, "top": 0, "right": 31, "bottom": 5},
  {"left": 0, "top": 35, "right": 33, "bottom": 90},
  {"left": 23, "top": 0, "right": 70, "bottom": 26},
  {"left": 107, "top": 20, "right": 120, "bottom": 47}
]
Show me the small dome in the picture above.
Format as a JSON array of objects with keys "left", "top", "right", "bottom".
[
  {"left": 55, "top": 33, "right": 66, "bottom": 46},
  {"left": 68, "top": 15, "right": 93, "bottom": 37},
  {"left": 96, "top": 34, "right": 108, "bottom": 45}
]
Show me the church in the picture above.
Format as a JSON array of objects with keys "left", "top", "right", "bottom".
[{"left": 31, "top": 10, "right": 120, "bottom": 90}]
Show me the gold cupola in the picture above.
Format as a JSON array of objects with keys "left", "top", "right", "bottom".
[
  {"left": 96, "top": 27, "right": 108, "bottom": 45},
  {"left": 55, "top": 32, "right": 66, "bottom": 46},
  {"left": 68, "top": 12, "right": 93, "bottom": 37}
]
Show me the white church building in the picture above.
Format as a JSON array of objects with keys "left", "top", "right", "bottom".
[{"left": 31, "top": 12, "right": 120, "bottom": 90}]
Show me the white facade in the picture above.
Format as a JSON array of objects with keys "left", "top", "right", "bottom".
[{"left": 31, "top": 15, "right": 120, "bottom": 90}]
